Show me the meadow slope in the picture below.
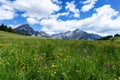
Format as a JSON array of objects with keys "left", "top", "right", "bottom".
[{"left": 0, "top": 31, "right": 120, "bottom": 80}]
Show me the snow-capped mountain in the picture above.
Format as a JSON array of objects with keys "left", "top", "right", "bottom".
[
  {"left": 13, "top": 24, "right": 48, "bottom": 37},
  {"left": 51, "top": 29, "right": 102, "bottom": 40},
  {"left": 13, "top": 24, "right": 101, "bottom": 40}
]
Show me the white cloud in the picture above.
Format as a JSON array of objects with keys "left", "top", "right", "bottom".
[
  {"left": 86, "top": 5, "right": 119, "bottom": 32},
  {"left": 13, "top": 0, "right": 60, "bottom": 20},
  {"left": 40, "top": 5, "right": 120, "bottom": 35},
  {"left": 81, "top": 0, "right": 97, "bottom": 12},
  {"left": 81, "top": 5, "right": 120, "bottom": 34},
  {"left": 65, "top": 1, "right": 80, "bottom": 18},
  {"left": 48, "top": 12, "right": 69, "bottom": 19},
  {"left": 40, "top": 18, "right": 78, "bottom": 34},
  {"left": 51, "top": 0, "right": 62, "bottom": 4},
  {"left": 0, "top": 7, "right": 15, "bottom": 20},
  {"left": 0, "top": 0, "right": 16, "bottom": 20},
  {"left": 27, "top": 18, "right": 38, "bottom": 25}
]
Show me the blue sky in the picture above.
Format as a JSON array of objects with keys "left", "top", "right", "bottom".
[{"left": 0, "top": 0, "right": 120, "bottom": 35}]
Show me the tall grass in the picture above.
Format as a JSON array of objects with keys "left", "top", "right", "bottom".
[{"left": 0, "top": 37, "right": 120, "bottom": 80}]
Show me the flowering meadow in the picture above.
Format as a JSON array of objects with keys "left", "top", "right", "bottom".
[{"left": 0, "top": 31, "right": 120, "bottom": 80}]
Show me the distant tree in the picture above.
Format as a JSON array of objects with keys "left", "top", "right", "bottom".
[
  {"left": 7, "top": 27, "right": 13, "bottom": 32},
  {"left": 97, "top": 35, "right": 113, "bottom": 40},
  {"left": 114, "top": 34, "right": 120, "bottom": 37},
  {"left": 0, "top": 24, "right": 6, "bottom": 31},
  {"left": 0, "top": 24, "right": 14, "bottom": 33}
]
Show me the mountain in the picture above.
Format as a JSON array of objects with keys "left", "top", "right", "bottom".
[
  {"left": 13, "top": 24, "right": 101, "bottom": 40},
  {"left": 51, "top": 29, "right": 102, "bottom": 40},
  {"left": 13, "top": 24, "right": 48, "bottom": 37},
  {"left": 13, "top": 24, "right": 34, "bottom": 35}
]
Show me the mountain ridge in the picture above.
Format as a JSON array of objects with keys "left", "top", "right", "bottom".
[
  {"left": 51, "top": 28, "right": 101, "bottom": 40},
  {"left": 13, "top": 24, "right": 102, "bottom": 40},
  {"left": 13, "top": 24, "right": 48, "bottom": 37}
]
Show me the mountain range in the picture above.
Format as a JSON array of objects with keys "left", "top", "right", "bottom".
[
  {"left": 13, "top": 24, "right": 102, "bottom": 40},
  {"left": 13, "top": 24, "right": 48, "bottom": 37}
]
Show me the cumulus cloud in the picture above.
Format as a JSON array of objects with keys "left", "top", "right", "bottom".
[
  {"left": 48, "top": 12, "right": 69, "bottom": 19},
  {"left": 40, "top": 5, "right": 120, "bottom": 35},
  {"left": 65, "top": 1, "right": 80, "bottom": 18},
  {"left": 85, "top": 5, "right": 119, "bottom": 32},
  {"left": 81, "top": 0, "right": 98, "bottom": 12},
  {"left": 40, "top": 18, "right": 79, "bottom": 34},
  {"left": 0, "top": 0, "right": 16, "bottom": 20},
  {"left": 26, "top": 18, "right": 39, "bottom": 25},
  {"left": 13, "top": 0, "right": 60, "bottom": 20},
  {"left": 51, "top": 0, "right": 62, "bottom": 4}
]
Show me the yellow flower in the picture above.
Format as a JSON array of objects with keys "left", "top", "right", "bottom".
[
  {"left": 90, "top": 61, "right": 92, "bottom": 63},
  {"left": 54, "top": 71, "right": 56, "bottom": 74},
  {"left": 64, "top": 58, "right": 66, "bottom": 61},
  {"left": 52, "top": 64, "right": 56, "bottom": 68},
  {"left": 119, "top": 77, "right": 120, "bottom": 80},
  {"left": 22, "top": 66, "right": 25, "bottom": 69},
  {"left": 34, "top": 57, "right": 37, "bottom": 61}
]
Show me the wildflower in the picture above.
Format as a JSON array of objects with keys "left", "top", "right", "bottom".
[
  {"left": 84, "top": 48, "right": 87, "bottom": 53},
  {"left": 105, "top": 63, "right": 109, "bottom": 68},
  {"left": 87, "top": 55, "right": 91, "bottom": 59},
  {"left": 34, "top": 57, "right": 37, "bottom": 61},
  {"left": 38, "top": 54, "right": 43, "bottom": 60},
  {"left": 52, "top": 64, "right": 56, "bottom": 68},
  {"left": 35, "top": 54, "right": 43, "bottom": 61},
  {"left": 22, "top": 66, "right": 26, "bottom": 70},
  {"left": 51, "top": 73, "right": 55, "bottom": 77},
  {"left": 64, "top": 58, "right": 66, "bottom": 61},
  {"left": 90, "top": 61, "right": 92, "bottom": 63},
  {"left": 54, "top": 71, "right": 56, "bottom": 74},
  {"left": 44, "top": 64, "right": 48, "bottom": 69}
]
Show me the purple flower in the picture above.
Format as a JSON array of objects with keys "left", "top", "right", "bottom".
[
  {"left": 84, "top": 49, "right": 87, "bottom": 53},
  {"left": 87, "top": 55, "right": 91, "bottom": 59},
  {"left": 105, "top": 63, "right": 109, "bottom": 68}
]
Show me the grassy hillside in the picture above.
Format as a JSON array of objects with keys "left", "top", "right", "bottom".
[
  {"left": 114, "top": 36, "right": 120, "bottom": 41},
  {"left": 0, "top": 31, "right": 25, "bottom": 38},
  {"left": 0, "top": 31, "right": 120, "bottom": 80},
  {"left": 0, "top": 30, "right": 43, "bottom": 39}
]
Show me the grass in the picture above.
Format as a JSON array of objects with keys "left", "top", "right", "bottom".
[
  {"left": 114, "top": 37, "right": 120, "bottom": 41},
  {"left": 0, "top": 31, "right": 120, "bottom": 80},
  {"left": 0, "top": 31, "right": 24, "bottom": 38}
]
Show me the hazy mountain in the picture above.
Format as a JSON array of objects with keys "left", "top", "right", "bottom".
[
  {"left": 13, "top": 24, "right": 34, "bottom": 35},
  {"left": 13, "top": 24, "right": 101, "bottom": 40},
  {"left": 13, "top": 24, "right": 48, "bottom": 37},
  {"left": 51, "top": 29, "right": 102, "bottom": 40}
]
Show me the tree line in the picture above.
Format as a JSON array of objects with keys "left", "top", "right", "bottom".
[
  {"left": 0, "top": 24, "right": 14, "bottom": 33},
  {"left": 97, "top": 34, "right": 120, "bottom": 40}
]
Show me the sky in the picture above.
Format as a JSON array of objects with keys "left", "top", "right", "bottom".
[{"left": 0, "top": 0, "right": 120, "bottom": 36}]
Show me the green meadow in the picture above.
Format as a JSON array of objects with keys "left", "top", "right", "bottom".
[{"left": 0, "top": 31, "right": 120, "bottom": 80}]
